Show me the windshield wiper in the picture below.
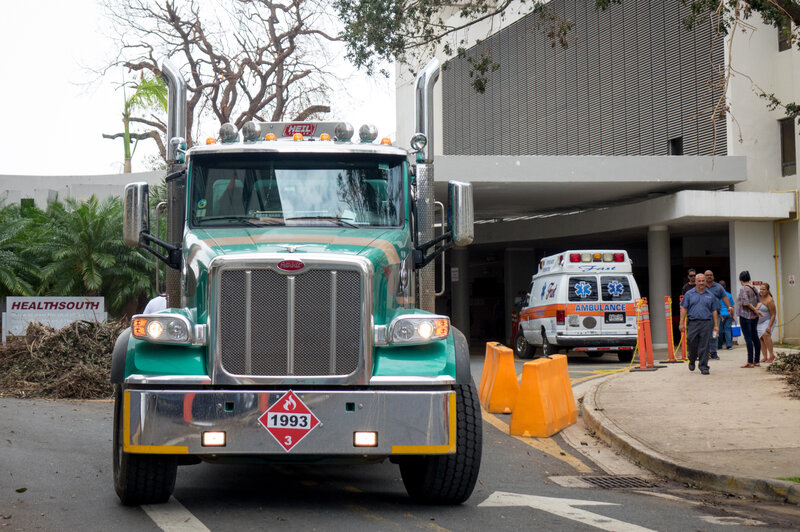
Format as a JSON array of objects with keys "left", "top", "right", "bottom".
[
  {"left": 198, "top": 215, "right": 285, "bottom": 226},
  {"left": 284, "top": 216, "right": 358, "bottom": 228}
]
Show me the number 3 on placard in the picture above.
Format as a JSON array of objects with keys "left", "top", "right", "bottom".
[{"left": 284, "top": 435, "right": 292, "bottom": 446}]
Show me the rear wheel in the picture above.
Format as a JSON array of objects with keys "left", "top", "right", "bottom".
[
  {"left": 113, "top": 384, "right": 178, "bottom": 506},
  {"left": 617, "top": 351, "right": 634, "bottom": 363},
  {"left": 514, "top": 330, "right": 535, "bottom": 359},
  {"left": 399, "top": 382, "right": 482, "bottom": 504},
  {"left": 542, "top": 332, "right": 556, "bottom": 356}
]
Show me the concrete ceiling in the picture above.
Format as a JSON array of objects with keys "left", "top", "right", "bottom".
[{"left": 432, "top": 155, "right": 748, "bottom": 221}]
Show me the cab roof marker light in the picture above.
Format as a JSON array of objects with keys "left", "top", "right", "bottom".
[
  {"left": 380, "top": 137, "right": 391, "bottom": 145},
  {"left": 205, "top": 137, "right": 217, "bottom": 145},
  {"left": 265, "top": 133, "right": 277, "bottom": 141},
  {"left": 320, "top": 133, "right": 331, "bottom": 141},
  {"left": 293, "top": 133, "right": 304, "bottom": 141},
  {"left": 219, "top": 123, "right": 239, "bottom": 143}
]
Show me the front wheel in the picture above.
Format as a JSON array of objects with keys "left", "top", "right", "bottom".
[
  {"left": 113, "top": 384, "right": 178, "bottom": 506},
  {"left": 514, "top": 330, "right": 535, "bottom": 359},
  {"left": 399, "top": 382, "right": 483, "bottom": 504}
]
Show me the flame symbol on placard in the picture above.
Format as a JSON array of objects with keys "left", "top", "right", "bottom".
[{"left": 284, "top": 396, "right": 297, "bottom": 411}]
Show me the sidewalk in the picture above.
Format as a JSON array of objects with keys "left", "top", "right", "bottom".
[{"left": 580, "top": 344, "right": 800, "bottom": 505}]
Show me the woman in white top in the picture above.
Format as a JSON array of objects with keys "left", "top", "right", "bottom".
[
  {"left": 757, "top": 283, "right": 777, "bottom": 364},
  {"left": 757, "top": 283, "right": 777, "bottom": 363}
]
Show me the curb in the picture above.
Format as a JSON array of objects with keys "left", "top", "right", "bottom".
[{"left": 580, "top": 374, "right": 800, "bottom": 506}]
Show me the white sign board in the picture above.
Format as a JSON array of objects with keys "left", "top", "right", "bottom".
[{"left": 2, "top": 297, "right": 107, "bottom": 344}]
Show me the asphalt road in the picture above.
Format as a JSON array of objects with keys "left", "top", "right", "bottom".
[{"left": 2, "top": 352, "right": 799, "bottom": 531}]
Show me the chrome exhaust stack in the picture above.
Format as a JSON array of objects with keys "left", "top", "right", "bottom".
[
  {"left": 160, "top": 59, "right": 188, "bottom": 308},
  {"left": 414, "top": 58, "right": 440, "bottom": 312}
]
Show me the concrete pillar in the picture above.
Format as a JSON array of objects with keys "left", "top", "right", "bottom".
[
  {"left": 503, "top": 248, "right": 538, "bottom": 345},
  {"left": 647, "top": 225, "right": 671, "bottom": 348},
  {"left": 450, "top": 247, "right": 470, "bottom": 341}
]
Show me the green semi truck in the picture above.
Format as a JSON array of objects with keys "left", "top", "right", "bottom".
[{"left": 112, "top": 59, "right": 482, "bottom": 506}]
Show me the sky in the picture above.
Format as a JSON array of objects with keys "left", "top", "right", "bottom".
[{"left": 0, "top": 1, "right": 396, "bottom": 177}]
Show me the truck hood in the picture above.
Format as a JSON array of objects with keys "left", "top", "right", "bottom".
[{"left": 185, "top": 226, "right": 404, "bottom": 267}]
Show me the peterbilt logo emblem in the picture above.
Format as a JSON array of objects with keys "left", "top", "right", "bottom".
[
  {"left": 283, "top": 123, "right": 316, "bottom": 137},
  {"left": 277, "top": 259, "right": 305, "bottom": 271}
]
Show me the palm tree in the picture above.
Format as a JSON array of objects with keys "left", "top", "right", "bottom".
[
  {"left": 106, "top": 74, "right": 167, "bottom": 173},
  {"left": 0, "top": 204, "right": 38, "bottom": 297},
  {"left": 38, "top": 196, "right": 152, "bottom": 314}
]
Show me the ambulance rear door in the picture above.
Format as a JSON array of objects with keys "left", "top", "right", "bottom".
[{"left": 598, "top": 274, "right": 637, "bottom": 335}]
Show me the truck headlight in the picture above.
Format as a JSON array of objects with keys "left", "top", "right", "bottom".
[
  {"left": 387, "top": 315, "right": 450, "bottom": 345},
  {"left": 132, "top": 314, "right": 206, "bottom": 345}
]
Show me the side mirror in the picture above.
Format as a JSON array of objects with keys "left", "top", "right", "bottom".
[
  {"left": 123, "top": 182, "right": 151, "bottom": 247},
  {"left": 447, "top": 181, "right": 474, "bottom": 247}
]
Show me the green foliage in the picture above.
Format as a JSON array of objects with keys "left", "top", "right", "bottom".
[
  {"left": 0, "top": 196, "right": 154, "bottom": 317},
  {"left": 0, "top": 205, "right": 37, "bottom": 297}
]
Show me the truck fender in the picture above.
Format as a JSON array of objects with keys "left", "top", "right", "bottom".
[
  {"left": 110, "top": 328, "right": 132, "bottom": 384},
  {"left": 452, "top": 327, "right": 473, "bottom": 385}
]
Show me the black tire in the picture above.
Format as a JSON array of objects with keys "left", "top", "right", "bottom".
[
  {"left": 113, "top": 384, "right": 178, "bottom": 506},
  {"left": 399, "top": 382, "right": 483, "bottom": 504},
  {"left": 514, "top": 330, "right": 535, "bottom": 359},
  {"left": 542, "top": 332, "right": 556, "bottom": 356},
  {"left": 617, "top": 351, "right": 634, "bottom": 363}
]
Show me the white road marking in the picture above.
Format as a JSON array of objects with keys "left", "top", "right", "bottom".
[
  {"left": 699, "top": 515, "right": 767, "bottom": 526},
  {"left": 142, "top": 497, "right": 211, "bottom": 532},
  {"left": 479, "top": 491, "right": 657, "bottom": 532}
]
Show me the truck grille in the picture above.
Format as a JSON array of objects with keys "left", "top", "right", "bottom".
[{"left": 217, "top": 266, "right": 363, "bottom": 377}]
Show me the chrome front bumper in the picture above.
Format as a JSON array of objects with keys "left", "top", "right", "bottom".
[{"left": 122, "top": 388, "right": 455, "bottom": 456}]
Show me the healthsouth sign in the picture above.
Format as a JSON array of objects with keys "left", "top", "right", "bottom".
[{"left": 2, "top": 297, "right": 107, "bottom": 344}]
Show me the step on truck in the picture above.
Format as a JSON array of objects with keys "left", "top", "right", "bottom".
[
  {"left": 112, "top": 59, "right": 482, "bottom": 505},
  {"left": 514, "top": 250, "right": 640, "bottom": 362}
]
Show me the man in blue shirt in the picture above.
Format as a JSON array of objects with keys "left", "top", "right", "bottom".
[
  {"left": 679, "top": 273, "right": 720, "bottom": 375},
  {"left": 703, "top": 270, "right": 734, "bottom": 360},
  {"left": 717, "top": 280, "right": 735, "bottom": 350}
]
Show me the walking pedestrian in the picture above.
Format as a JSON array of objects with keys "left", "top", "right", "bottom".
[
  {"left": 758, "top": 283, "right": 777, "bottom": 364},
  {"left": 679, "top": 273, "right": 720, "bottom": 375},
  {"left": 736, "top": 270, "right": 762, "bottom": 368},
  {"left": 681, "top": 268, "right": 696, "bottom": 296},
  {"left": 703, "top": 270, "right": 734, "bottom": 360},
  {"left": 717, "top": 280, "right": 734, "bottom": 350}
]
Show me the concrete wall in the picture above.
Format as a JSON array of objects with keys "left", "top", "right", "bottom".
[{"left": 0, "top": 171, "right": 164, "bottom": 209}]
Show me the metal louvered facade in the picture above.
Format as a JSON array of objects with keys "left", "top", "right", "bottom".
[{"left": 442, "top": 0, "right": 727, "bottom": 156}]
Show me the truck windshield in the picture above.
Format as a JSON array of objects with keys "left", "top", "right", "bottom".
[{"left": 189, "top": 153, "right": 405, "bottom": 228}]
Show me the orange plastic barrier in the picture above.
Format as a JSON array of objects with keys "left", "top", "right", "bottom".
[
  {"left": 679, "top": 295, "right": 687, "bottom": 360},
  {"left": 478, "top": 342, "right": 519, "bottom": 414},
  {"left": 509, "top": 354, "right": 577, "bottom": 438}
]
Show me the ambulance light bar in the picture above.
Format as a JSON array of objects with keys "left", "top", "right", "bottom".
[{"left": 569, "top": 253, "right": 624, "bottom": 263}]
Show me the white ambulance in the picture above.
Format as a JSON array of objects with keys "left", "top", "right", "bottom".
[{"left": 514, "top": 250, "right": 640, "bottom": 362}]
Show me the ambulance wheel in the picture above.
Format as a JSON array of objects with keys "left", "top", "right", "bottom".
[
  {"left": 617, "top": 351, "right": 634, "bottom": 363},
  {"left": 113, "top": 384, "right": 178, "bottom": 506},
  {"left": 514, "top": 331, "right": 535, "bottom": 359},
  {"left": 542, "top": 332, "right": 556, "bottom": 356},
  {"left": 399, "top": 382, "right": 482, "bottom": 504}
]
